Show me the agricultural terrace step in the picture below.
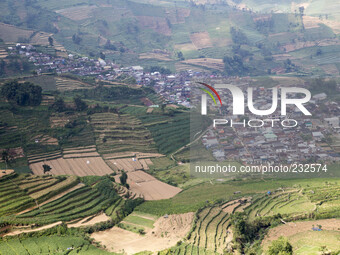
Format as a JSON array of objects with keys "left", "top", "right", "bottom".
[
  {"left": 102, "top": 152, "right": 163, "bottom": 159},
  {"left": 28, "top": 155, "right": 63, "bottom": 164},
  {"left": 27, "top": 151, "right": 62, "bottom": 159}
]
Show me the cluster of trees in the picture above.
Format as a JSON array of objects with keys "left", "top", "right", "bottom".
[
  {"left": 255, "top": 18, "right": 274, "bottom": 35},
  {"left": 309, "top": 78, "right": 337, "bottom": 96},
  {"left": 283, "top": 59, "right": 298, "bottom": 73},
  {"left": 223, "top": 55, "right": 249, "bottom": 75},
  {"left": 104, "top": 40, "right": 117, "bottom": 51},
  {"left": 50, "top": 96, "right": 88, "bottom": 112},
  {"left": 231, "top": 212, "right": 282, "bottom": 254},
  {"left": 1, "top": 81, "right": 42, "bottom": 106},
  {"left": 230, "top": 27, "right": 249, "bottom": 45},
  {"left": 72, "top": 34, "right": 82, "bottom": 45},
  {"left": 119, "top": 171, "right": 129, "bottom": 189}
]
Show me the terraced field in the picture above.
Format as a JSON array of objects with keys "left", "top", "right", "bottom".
[
  {"left": 0, "top": 175, "right": 122, "bottom": 229},
  {"left": 30, "top": 156, "right": 113, "bottom": 176},
  {"left": 91, "top": 113, "right": 157, "bottom": 156},
  {"left": 0, "top": 173, "right": 79, "bottom": 217},
  {"left": 55, "top": 77, "right": 93, "bottom": 91},
  {"left": 139, "top": 112, "right": 191, "bottom": 154},
  {"left": 155, "top": 200, "right": 247, "bottom": 255}
]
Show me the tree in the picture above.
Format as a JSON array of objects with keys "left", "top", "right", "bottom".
[
  {"left": 120, "top": 171, "right": 128, "bottom": 186},
  {"left": 268, "top": 237, "right": 293, "bottom": 255},
  {"left": 1, "top": 150, "right": 10, "bottom": 169},
  {"left": 99, "top": 52, "right": 106, "bottom": 60},
  {"left": 51, "top": 97, "right": 66, "bottom": 112},
  {"left": 104, "top": 40, "right": 117, "bottom": 51},
  {"left": 177, "top": 51, "right": 184, "bottom": 60},
  {"left": 72, "top": 34, "right": 82, "bottom": 44},
  {"left": 161, "top": 104, "right": 166, "bottom": 113},
  {"left": 48, "top": 36, "right": 54, "bottom": 46},
  {"left": 299, "top": 6, "right": 305, "bottom": 16},
  {"left": 73, "top": 96, "right": 88, "bottom": 111},
  {"left": 43, "top": 164, "right": 52, "bottom": 174}
]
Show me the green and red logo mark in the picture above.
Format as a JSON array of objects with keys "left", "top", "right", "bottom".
[{"left": 198, "top": 82, "right": 223, "bottom": 106}]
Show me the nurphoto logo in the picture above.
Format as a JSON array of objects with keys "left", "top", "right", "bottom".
[{"left": 199, "top": 83, "right": 312, "bottom": 128}]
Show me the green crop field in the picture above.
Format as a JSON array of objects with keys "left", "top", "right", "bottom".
[
  {"left": 136, "top": 178, "right": 340, "bottom": 215},
  {"left": 0, "top": 232, "right": 116, "bottom": 255},
  {"left": 0, "top": 174, "right": 140, "bottom": 228}
]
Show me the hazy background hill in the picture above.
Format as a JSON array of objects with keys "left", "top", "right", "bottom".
[{"left": 1, "top": 0, "right": 340, "bottom": 74}]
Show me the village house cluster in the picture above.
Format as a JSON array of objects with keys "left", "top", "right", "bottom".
[
  {"left": 198, "top": 85, "right": 340, "bottom": 164},
  {"left": 8, "top": 44, "right": 340, "bottom": 165}
]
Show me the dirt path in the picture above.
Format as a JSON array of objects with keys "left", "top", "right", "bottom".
[{"left": 5, "top": 221, "right": 63, "bottom": 236}]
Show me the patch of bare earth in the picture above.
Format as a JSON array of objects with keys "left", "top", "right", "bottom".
[
  {"left": 91, "top": 213, "right": 194, "bottom": 255},
  {"left": 137, "top": 16, "right": 171, "bottom": 36},
  {"left": 55, "top": 5, "right": 97, "bottom": 20},
  {"left": 262, "top": 218, "right": 340, "bottom": 247},
  {"left": 0, "top": 169, "right": 14, "bottom": 178},
  {"left": 128, "top": 171, "right": 182, "bottom": 200},
  {"left": 181, "top": 58, "right": 224, "bottom": 71},
  {"left": 30, "top": 157, "right": 113, "bottom": 176},
  {"left": 190, "top": 32, "right": 213, "bottom": 49}
]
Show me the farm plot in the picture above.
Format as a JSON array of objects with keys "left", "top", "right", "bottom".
[
  {"left": 32, "top": 134, "right": 58, "bottom": 146},
  {"left": 181, "top": 58, "right": 224, "bottom": 71},
  {"left": 2, "top": 178, "right": 120, "bottom": 226},
  {"left": 0, "top": 48, "right": 8, "bottom": 59},
  {"left": 91, "top": 212, "right": 194, "bottom": 255},
  {"left": 115, "top": 170, "right": 182, "bottom": 200},
  {"left": 27, "top": 150, "right": 62, "bottom": 164},
  {"left": 137, "top": 16, "right": 171, "bottom": 36},
  {"left": 17, "top": 183, "right": 85, "bottom": 215},
  {"left": 55, "top": 77, "right": 93, "bottom": 91},
  {"left": 187, "top": 205, "right": 232, "bottom": 254},
  {"left": 0, "top": 174, "right": 79, "bottom": 217},
  {"left": 242, "top": 190, "right": 313, "bottom": 220},
  {"left": 165, "top": 8, "right": 190, "bottom": 24},
  {"left": 262, "top": 218, "right": 340, "bottom": 253},
  {"left": 30, "top": 157, "right": 113, "bottom": 176},
  {"left": 0, "top": 235, "right": 113, "bottom": 254},
  {"left": 175, "top": 62, "right": 208, "bottom": 72},
  {"left": 190, "top": 32, "right": 213, "bottom": 49},
  {"left": 29, "top": 32, "right": 53, "bottom": 46},
  {"left": 108, "top": 158, "right": 143, "bottom": 172},
  {"left": 62, "top": 145, "right": 99, "bottom": 158},
  {"left": 91, "top": 112, "right": 157, "bottom": 156},
  {"left": 55, "top": 5, "right": 97, "bottom": 20},
  {"left": 303, "top": 15, "right": 340, "bottom": 34},
  {"left": 139, "top": 52, "right": 173, "bottom": 61},
  {"left": 0, "top": 169, "right": 14, "bottom": 178},
  {"left": 138, "top": 112, "right": 193, "bottom": 154},
  {"left": 0, "top": 175, "right": 35, "bottom": 216},
  {"left": 0, "top": 22, "right": 33, "bottom": 42}
]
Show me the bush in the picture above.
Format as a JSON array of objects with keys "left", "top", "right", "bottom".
[{"left": 267, "top": 237, "right": 293, "bottom": 255}]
